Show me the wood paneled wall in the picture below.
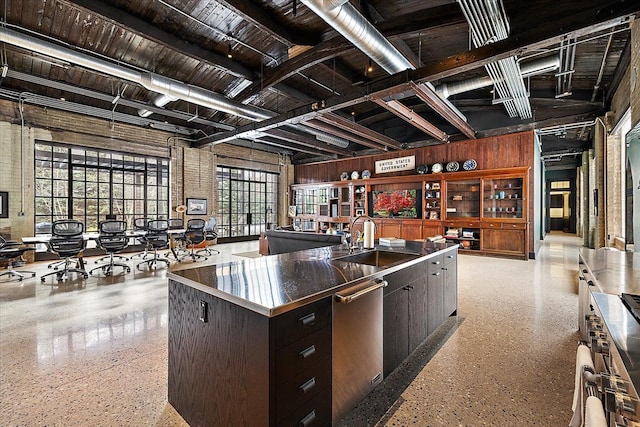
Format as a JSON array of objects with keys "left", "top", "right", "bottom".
[{"left": 294, "top": 132, "right": 534, "bottom": 184}]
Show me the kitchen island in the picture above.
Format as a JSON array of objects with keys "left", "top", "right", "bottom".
[{"left": 167, "top": 240, "right": 458, "bottom": 426}]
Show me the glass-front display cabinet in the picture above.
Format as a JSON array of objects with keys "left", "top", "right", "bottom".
[
  {"left": 424, "top": 180, "right": 442, "bottom": 220},
  {"left": 445, "top": 179, "right": 480, "bottom": 218},
  {"left": 482, "top": 177, "right": 524, "bottom": 219}
]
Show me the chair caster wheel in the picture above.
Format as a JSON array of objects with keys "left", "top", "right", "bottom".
[
  {"left": 18, "top": 277, "right": 23, "bottom": 281},
  {"left": 41, "top": 278, "right": 45, "bottom": 282},
  {"left": 83, "top": 274, "right": 89, "bottom": 279}
]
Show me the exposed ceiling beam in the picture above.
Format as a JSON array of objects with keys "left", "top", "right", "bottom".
[
  {"left": 316, "top": 112, "right": 403, "bottom": 149},
  {"left": 5, "top": 69, "right": 235, "bottom": 130},
  {"left": 303, "top": 119, "right": 389, "bottom": 151},
  {"left": 264, "top": 128, "right": 352, "bottom": 156},
  {"left": 194, "top": 2, "right": 637, "bottom": 148},
  {"left": 252, "top": 136, "right": 338, "bottom": 158},
  {"left": 410, "top": 81, "right": 476, "bottom": 139},
  {"left": 371, "top": 98, "right": 448, "bottom": 142},
  {"left": 215, "top": 0, "right": 320, "bottom": 47},
  {"left": 234, "top": 3, "right": 464, "bottom": 102},
  {"left": 64, "top": 0, "right": 255, "bottom": 80}
]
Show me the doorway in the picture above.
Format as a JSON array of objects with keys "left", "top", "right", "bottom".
[
  {"left": 547, "top": 179, "right": 575, "bottom": 233},
  {"left": 216, "top": 167, "right": 278, "bottom": 242}
]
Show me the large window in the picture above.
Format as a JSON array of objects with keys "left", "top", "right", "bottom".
[
  {"left": 35, "top": 143, "right": 169, "bottom": 232},
  {"left": 217, "top": 167, "right": 278, "bottom": 240}
]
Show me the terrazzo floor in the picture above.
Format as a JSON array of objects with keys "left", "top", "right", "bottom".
[{"left": 0, "top": 233, "right": 582, "bottom": 426}]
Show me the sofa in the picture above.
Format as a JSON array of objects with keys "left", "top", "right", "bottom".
[{"left": 263, "top": 230, "right": 342, "bottom": 255}]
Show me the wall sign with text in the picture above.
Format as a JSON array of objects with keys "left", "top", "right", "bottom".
[{"left": 374, "top": 155, "right": 415, "bottom": 174}]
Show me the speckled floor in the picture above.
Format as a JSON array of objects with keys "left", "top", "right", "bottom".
[{"left": 0, "top": 234, "right": 581, "bottom": 426}]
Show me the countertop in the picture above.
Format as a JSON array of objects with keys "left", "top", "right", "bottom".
[
  {"left": 578, "top": 247, "right": 640, "bottom": 295},
  {"left": 168, "top": 241, "right": 457, "bottom": 317}
]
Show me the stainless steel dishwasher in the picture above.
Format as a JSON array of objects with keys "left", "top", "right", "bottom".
[{"left": 332, "top": 278, "right": 387, "bottom": 423}]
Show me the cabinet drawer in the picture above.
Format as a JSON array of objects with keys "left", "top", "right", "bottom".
[
  {"left": 274, "top": 298, "right": 331, "bottom": 348},
  {"left": 427, "top": 254, "right": 444, "bottom": 276},
  {"left": 443, "top": 220, "right": 480, "bottom": 228},
  {"left": 275, "top": 361, "right": 332, "bottom": 423},
  {"left": 277, "top": 387, "right": 331, "bottom": 427},
  {"left": 502, "top": 223, "right": 526, "bottom": 230},
  {"left": 482, "top": 222, "right": 502, "bottom": 229},
  {"left": 442, "top": 250, "right": 457, "bottom": 265},
  {"left": 275, "top": 329, "right": 331, "bottom": 385}
]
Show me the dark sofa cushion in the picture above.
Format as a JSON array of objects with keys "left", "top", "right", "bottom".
[{"left": 264, "top": 230, "right": 342, "bottom": 255}]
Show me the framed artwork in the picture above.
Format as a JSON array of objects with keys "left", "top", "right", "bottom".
[
  {"left": 355, "top": 208, "right": 365, "bottom": 216},
  {"left": 288, "top": 205, "right": 297, "bottom": 217},
  {"left": 429, "top": 211, "right": 439, "bottom": 220},
  {"left": 0, "top": 192, "right": 7, "bottom": 218},
  {"left": 186, "top": 198, "right": 207, "bottom": 215}
]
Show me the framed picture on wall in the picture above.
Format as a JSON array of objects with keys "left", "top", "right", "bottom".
[
  {"left": 186, "top": 198, "right": 207, "bottom": 215},
  {"left": 288, "top": 205, "right": 297, "bottom": 217},
  {"left": 0, "top": 192, "right": 7, "bottom": 218}
]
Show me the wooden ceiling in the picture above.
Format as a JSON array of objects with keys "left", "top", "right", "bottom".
[{"left": 1, "top": 0, "right": 637, "bottom": 169}]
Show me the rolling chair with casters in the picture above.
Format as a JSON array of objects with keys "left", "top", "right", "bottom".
[
  {"left": 40, "top": 220, "right": 88, "bottom": 283},
  {"left": 89, "top": 220, "right": 131, "bottom": 276},
  {"left": 182, "top": 219, "right": 208, "bottom": 262},
  {"left": 129, "top": 217, "right": 151, "bottom": 260},
  {"left": 166, "top": 218, "right": 187, "bottom": 260},
  {"left": 0, "top": 236, "right": 36, "bottom": 281},
  {"left": 136, "top": 219, "right": 170, "bottom": 270},
  {"left": 197, "top": 216, "right": 220, "bottom": 256}
]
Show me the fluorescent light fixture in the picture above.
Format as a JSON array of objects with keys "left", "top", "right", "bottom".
[{"left": 1, "top": 65, "right": 7, "bottom": 78}]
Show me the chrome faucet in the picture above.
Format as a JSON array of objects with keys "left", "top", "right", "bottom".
[{"left": 348, "top": 214, "right": 376, "bottom": 254}]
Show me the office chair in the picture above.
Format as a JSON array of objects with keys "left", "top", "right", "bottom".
[
  {"left": 89, "top": 220, "right": 131, "bottom": 276},
  {"left": 136, "top": 219, "right": 170, "bottom": 270},
  {"left": 166, "top": 218, "right": 187, "bottom": 259},
  {"left": 0, "top": 236, "right": 36, "bottom": 281},
  {"left": 182, "top": 219, "right": 208, "bottom": 262},
  {"left": 40, "top": 220, "right": 88, "bottom": 283},
  {"left": 197, "top": 216, "right": 220, "bottom": 256},
  {"left": 129, "top": 217, "right": 151, "bottom": 260}
]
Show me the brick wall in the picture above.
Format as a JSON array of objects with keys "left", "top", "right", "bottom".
[
  {"left": 0, "top": 100, "right": 290, "bottom": 242},
  {"left": 632, "top": 19, "right": 640, "bottom": 127}
]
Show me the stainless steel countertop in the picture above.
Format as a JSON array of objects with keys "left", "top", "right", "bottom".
[
  {"left": 578, "top": 248, "right": 640, "bottom": 295},
  {"left": 168, "top": 241, "right": 457, "bottom": 317}
]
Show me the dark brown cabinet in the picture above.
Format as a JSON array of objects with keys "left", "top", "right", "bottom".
[
  {"left": 168, "top": 281, "right": 332, "bottom": 427},
  {"left": 291, "top": 167, "right": 530, "bottom": 259},
  {"left": 383, "top": 249, "right": 458, "bottom": 377}
]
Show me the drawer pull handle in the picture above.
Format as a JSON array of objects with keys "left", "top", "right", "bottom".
[
  {"left": 299, "top": 410, "right": 316, "bottom": 427},
  {"left": 582, "top": 269, "right": 588, "bottom": 273},
  {"left": 432, "top": 261, "right": 441, "bottom": 265},
  {"left": 587, "top": 280, "right": 594, "bottom": 286},
  {"left": 299, "top": 313, "right": 316, "bottom": 327},
  {"left": 447, "top": 255, "right": 454, "bottom": 259},
  {"left": 441, "top": 267, "right": 448, "bottom": 271},
  {"left": 299, "top": 377, "right": 316, "bottom": 394},
  {"left": 299, "top": 345, "right": 316, "bottom": 359},
  {"left": 579, "top": 276, "right": 585, "bottom": 281},
  {"left": 432, "top": 272, "right": 441, "bottom": 276}
]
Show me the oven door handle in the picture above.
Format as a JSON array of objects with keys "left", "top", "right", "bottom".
[{"left": 335, "top": 279, "right": 387, "bottom": 304}]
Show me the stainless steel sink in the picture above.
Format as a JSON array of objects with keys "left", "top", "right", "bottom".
[{"left": 333, "top": 250, "right": 419, "bottom": 267}]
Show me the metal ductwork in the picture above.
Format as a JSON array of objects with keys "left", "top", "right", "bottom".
[
  {"left": 457, "top": 0, "right": 532, "bottom": 120},
  {"left": 0, "top": 27, "right": 274, "bottom": 121},
  {"left": 301, "top": 0, "right": 414, "bottom": 74},
  {"left": 436, "top": 55, "right": 560, "bottom": 99}
]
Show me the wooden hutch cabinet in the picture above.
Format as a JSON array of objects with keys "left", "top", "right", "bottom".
[{"left": 290, "top": 166, "right": 530, "bottom": 260}]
